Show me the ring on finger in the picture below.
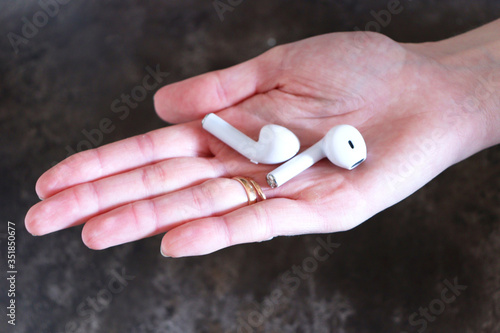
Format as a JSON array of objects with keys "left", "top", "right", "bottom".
[{"left": 232, "top": 177, "right": 266, "bottom": 205}]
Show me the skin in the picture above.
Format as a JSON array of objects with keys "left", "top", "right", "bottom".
[{"left": 25, "top": 20, "right": 500, "bottom": 257}]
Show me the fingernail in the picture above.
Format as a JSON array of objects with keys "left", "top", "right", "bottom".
[{"left": 160, "top": 247, "right": 169, "bottom": 258}]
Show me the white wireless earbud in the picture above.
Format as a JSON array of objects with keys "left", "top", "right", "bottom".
[
  {"left": 202, "top": 113, "right": 300, "bottom": 164},
  {"left": 266, "top": 124, "right": 367, "bottom": 188}
]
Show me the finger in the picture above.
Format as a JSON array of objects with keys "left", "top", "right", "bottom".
[
  {"left": 25, "top": 157, "right": 226, "bottom": 236},
  {"left": 160, "top": 198, "right": 321, "bottom": 257},
  {"left": 36, "top": 121, "right": 210, "bottom": 199},
  {"left": 81, "top": 178, "right": 263, "bottom": 250},
  {"left": 153, "top": 46, "right": 285, "bottom": 124}
]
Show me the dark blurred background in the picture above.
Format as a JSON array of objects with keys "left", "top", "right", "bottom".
[{"left": 1, "top": 1, "right": 499, "bottom": 332}]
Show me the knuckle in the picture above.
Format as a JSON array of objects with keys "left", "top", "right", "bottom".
[
  {"left": 218, "top": 215, "right": 233, "bottom": 247},
  {"left": 151, "top": 162, "right": 168, "bottom": 184},
  {"left": 71, "top": 182, "right": 100, "bottom": 212},
  {"left": 139, "top": 167, "right": 152, "bottom": 196},
  {"left": 129, "top": 201, "right": 150, "bottom": 231},
  {"left": 190, "top": 180, "right": 217, "bottom": 213},
  {"left": 213, "top": 71, "right": 228, "bottom": 106},
  {"left": 140, "top": 162, "right": 168, "bottom": 197},
  {"left": 135, "top": 133, "right": 155, "bottom": 161},
  {"left": 252, "top": 204, "right": 273, "bottom": 240}
]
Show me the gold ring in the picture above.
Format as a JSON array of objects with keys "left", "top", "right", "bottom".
[
  {"left": 232, "top": 177, "right": 266, "bottom": 205},
  {"left": 247, "top": 179, "right": 266, "bottom": 201}
]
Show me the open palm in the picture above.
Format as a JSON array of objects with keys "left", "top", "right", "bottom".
[{"left": 26, "top": 31, "right": 471, "bottom": 257}]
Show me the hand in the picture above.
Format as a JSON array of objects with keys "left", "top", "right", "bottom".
[{"left": 25, "top": 25, "right": 499, "bottom": 257}]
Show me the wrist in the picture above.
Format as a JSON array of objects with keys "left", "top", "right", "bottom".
[{"left": 405, "top": 20, "right": 500, "bottom": 160}]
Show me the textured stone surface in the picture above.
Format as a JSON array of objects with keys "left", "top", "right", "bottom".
[{"left": 0, "top": 1, "right": 499, "bottom": 332}]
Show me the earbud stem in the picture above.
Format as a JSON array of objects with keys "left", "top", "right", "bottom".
[
  {"left": 267, "top": 141, "right": 325, "bottom": 188},
  {"left": 202, "top": 113, "right": 257, "bottom": 156}
]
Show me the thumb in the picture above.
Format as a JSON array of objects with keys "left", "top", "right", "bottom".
[{"left": 153, "top": 46, "right": 285, "bottom": 124}]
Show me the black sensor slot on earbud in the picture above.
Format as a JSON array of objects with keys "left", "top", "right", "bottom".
[{"left": 351, "top": 158, "right": 365, "bottom": 169}]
